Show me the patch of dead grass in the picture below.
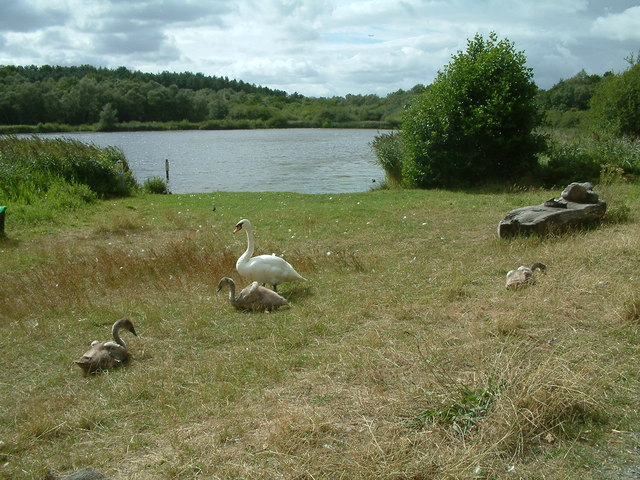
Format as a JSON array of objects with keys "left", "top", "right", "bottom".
[{"left": 0, "top": 231, "right": 238, "bottom": 320}]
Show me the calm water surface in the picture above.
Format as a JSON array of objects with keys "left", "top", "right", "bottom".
[{"left": 39, "top": 129, "right": 388, "bottom": 194}]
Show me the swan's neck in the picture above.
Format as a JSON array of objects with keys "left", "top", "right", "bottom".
[
  {"left": 238, "top": 225, "right": 255, "bottom": 266},
  {"left": 227, "top": 282, "right": 238, "bottom": 303},
  {"left": 112, "top": 324, "right": 126, "bottom": 348}
]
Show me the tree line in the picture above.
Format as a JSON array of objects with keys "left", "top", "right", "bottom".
[
  {"left": 0, "top": 62, "right": 626, "bottom": 133},
  {"left": 0, "top": 64, "right": 423, "bottom": 130}
]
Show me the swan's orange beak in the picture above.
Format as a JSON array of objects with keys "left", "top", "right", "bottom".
[{"left": 233, "top": 225, "right": 242, "bottom": 233}]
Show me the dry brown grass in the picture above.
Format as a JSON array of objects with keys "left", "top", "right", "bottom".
[{"left": 1, "top": 186, "right": 639, "bottom": 479}]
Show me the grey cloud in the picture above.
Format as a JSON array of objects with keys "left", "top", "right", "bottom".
[
  {"left": 0, "top": 0, "right": 68, "bottom": 32},
  {"left": 586, "top": 1, "right": 640, "bottom": 14},
  {"left": 268, "top": 0, "right": 332, "bottom": 22},
  {"left": 591, "top": 5, "right": 640, "bottom": 41},
  {"left": 72, "top": 0, "right": 236, "bottom": 62},
  {"left": 0, "top": 27, "right": 67, "bottom": 63},
  {"left": 237, "top": 58, "right": 321, "bottom": 86},
  {"left": 340, "top": 54, "right": 433, "bottom": 90},
  {"left": 91, "top": 27, "right": 177, "bottom": 57},
  {"left": 517, "top": 33, "right": 634, "bottom": 89},
  {"left": 281, "top": 23, "right": 322, "bottom": 43},
  {"left": 101, "top": 0, "right": 236, "bottom": 26}
]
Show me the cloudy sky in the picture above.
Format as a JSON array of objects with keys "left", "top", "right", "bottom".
[{"left": 1, "top": 0, "right": 638, "bottom": 97}]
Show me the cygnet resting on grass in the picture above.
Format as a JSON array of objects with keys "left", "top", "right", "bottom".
[
  {"left": 216, "top": 277, "right": 290, "bottom": 312},
  {"left": 75, "top": 318, "right": 138, "bottom": 375},
  {"left": 505, "top": 262, "right": 546, "bottom": 290}
]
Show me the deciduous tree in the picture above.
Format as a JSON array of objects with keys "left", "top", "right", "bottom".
[{"left": 402, "top": 32, "right": 544, "bottom": 188}]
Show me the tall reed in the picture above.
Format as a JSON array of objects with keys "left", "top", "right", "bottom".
[{"left": 0, "top": 135, "right": 137, "bottom": 199}]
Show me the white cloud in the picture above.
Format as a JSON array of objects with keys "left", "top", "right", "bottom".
[
  {"left": 0, "top": 0, "right": 637, "bottom": 96},
  {"left": 592, "top": 6, "right": 640, "bottom": 41}
]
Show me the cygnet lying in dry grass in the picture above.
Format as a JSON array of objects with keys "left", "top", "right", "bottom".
[
  {"left": 216, "top": 276, "right": 290, "bottom": 312},
  {"left": 75, "top": 318, "right": 138, "bottom": 375},
  {"left": 505, "top": 262, "right": 546, "bottom": 290}
]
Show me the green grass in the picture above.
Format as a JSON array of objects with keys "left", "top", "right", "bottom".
[{"left": 1, "top": 184, "right": 639, "bottom": 479}]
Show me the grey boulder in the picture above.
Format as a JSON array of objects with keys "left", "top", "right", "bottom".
[
  {"left": 63, "top": 467, "right": 109, "bottom": 480},
  {"left": 498, "top": 182, "right": 606, "bottom": 238}
]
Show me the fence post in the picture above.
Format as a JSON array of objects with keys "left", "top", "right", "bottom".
[{"left": 0, "top": 206, "right": 6, "bottom": 237}]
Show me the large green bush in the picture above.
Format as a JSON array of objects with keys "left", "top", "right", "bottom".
[
  {"left": 402, "top": 32, "right": 544, "bottom": 188},
  {"left": 588, "top": 62, "right": 640, "bottom": 137}
]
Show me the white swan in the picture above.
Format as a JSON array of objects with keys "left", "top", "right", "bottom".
[{"left": 234, "top": 218, "right": 306, "bottom": 291}]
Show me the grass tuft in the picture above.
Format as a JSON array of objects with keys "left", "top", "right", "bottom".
[
  {"left": 409, "top": 384, "right": 502, "bottom": 435},
  {"left": 143, "top": 176, "right": 170, "bottom": 194},
  {"left": 621, "top": 298, "right": 640, "bottom": 323}
]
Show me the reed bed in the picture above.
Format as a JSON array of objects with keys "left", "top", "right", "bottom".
[{"left": 0, "top": 135, "right": 137, "bottom": 214}]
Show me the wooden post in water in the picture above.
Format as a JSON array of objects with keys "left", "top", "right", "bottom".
[
  {"left": 165, "top": 159, "right": 170, "bottom": 183},
  {"left": 0, "top": 206, "right": 6, "bottom": 237}
]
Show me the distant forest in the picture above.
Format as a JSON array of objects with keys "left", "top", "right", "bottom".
[{"left": 0, "top": 64, "right": 611, "bottom": 132}]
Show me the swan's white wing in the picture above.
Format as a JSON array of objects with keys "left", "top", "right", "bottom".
[{"left": 245, "top": 255, "right": 304, "bottom": 283}]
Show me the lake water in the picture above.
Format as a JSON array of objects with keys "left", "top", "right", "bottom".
[{"left": 36, "top": 129, "right": 389, "bottom": 194}]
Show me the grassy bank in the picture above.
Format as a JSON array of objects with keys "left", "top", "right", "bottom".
[
  {"left": 0, "top": 135, "right": 138, "bottom": 227},
  {"left": 0, "top": 118, "right": 398, "bottom": 135},
  {"left": 1, "top": 185, "right": 639, "bottom": 479}
]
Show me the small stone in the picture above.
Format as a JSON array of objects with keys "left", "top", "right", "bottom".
[
  {"left": 561, "top": 182, "right": 599, "bottom": 203},
  {"left": 62, "top": 467, "right": 109, "bottom": 480},
  {"left": 543, "top": 198, "right": 567, "bottom": 208}
]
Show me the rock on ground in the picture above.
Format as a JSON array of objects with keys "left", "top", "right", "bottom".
[
  {"left": 498, "top": 182, "right": 606, "bottom": 238},
  {"left": 62, "top": 467, "right": 109, "bottom": 480}
]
